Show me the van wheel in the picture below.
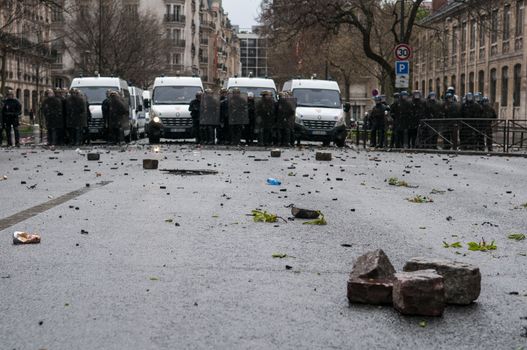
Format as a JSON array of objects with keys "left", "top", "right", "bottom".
[{"left": 322, "top": 140, "right": 331, "bottom": 147}]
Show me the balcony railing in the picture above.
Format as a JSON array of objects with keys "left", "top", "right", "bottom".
[
  {"left": 164, "top": 14, "right": 185, "bottom": 23},
  {"left": 172, "top": 40, "right": 186, "bottom": 48}
]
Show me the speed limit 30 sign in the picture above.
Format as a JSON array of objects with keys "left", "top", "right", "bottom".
[{"left": 395, "top": 44, "right": 412, "bottom": 60}]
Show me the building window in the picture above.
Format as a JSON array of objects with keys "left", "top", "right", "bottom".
[
  {"left": 513, "top": 64, "right": 521, "bottom": 106},
  {"left": 428, "top": 79, "right": 433, "bottom": 92},
  {"left": 516, "top": 1, "right": 524, "bottom": 37},
  {"left": 469, "top": 72, "right": 475, "bottom": 93},
  {"left": 479, "top": 17, "right": 487, "bottom": 47},
  {"left": 461, "top": 21, "right": 467, "bottom": 52},
  {"left": 421, "top": 80, "right": 425, "bottom": 92},
  {"left": 436, "top": 78, "right": 441, "bottom": 95},
  {"left": 470, "top": 20, "right": 476, "bottom": 49},
  {"left": 478, "top": 70, "right": 485, "bottom": 93},
  {"left": 415, "top": 81, "right": 419, "bottom": 90},
  {"left": 491, "top": 9, "right": 499, "bottom": 43},
  {"left": 501, "top": 66, "right": 509, "bottom": 106},
  {"left": 504, "top": 5, "right": 511, "bottom": 41},
  {"left": 490, "top": 68, "right": 497, "bottom": 103},
  {"left": 452, "top": 26, "right": 458, "bottom": 54},
  {"left": 451, "top": 75, "right": 457, "bottom": 91},
  {"left": 443, "top": 76, "right": 448, "bottom": 95},
  {"left": 460, "top": 74, "right": 466, "bottom": 97}
]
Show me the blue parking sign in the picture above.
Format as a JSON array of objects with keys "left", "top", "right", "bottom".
[{"left": 395, "top": 61, "right": 409, "bottom": 75}]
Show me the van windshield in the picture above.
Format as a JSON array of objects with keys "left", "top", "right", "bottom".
[
  {"left": 153, "top": 86, "right": 202, "bottom": 105},
  {"left": 293, "top": 88, "right": 341, "bottom": 109},
  {"left": 229, "top": 87, "right": 276, "bottom": 99},
  {"left": 77, "top": 86, "right": 116, "bottom": 105}
]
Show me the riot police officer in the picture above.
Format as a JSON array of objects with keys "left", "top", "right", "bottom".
[
  {"left": 369, "top": 95, "right": 387, "bottom": 148},
  {"left": 397, "top": 91, "right": 412, "bottom": 148},
  {"left": 1, "top": 90, "right": 22, "bottom": 147},
  {"left": 389, "top": 93, "right": 400, "bottom": 148},
  {"left": 66, "top": 89, "right": 89, "bottom": 146},
  {"left": 101, "top": 90, "right": 112, "bottom": 141},
  {"left": 275, "top": 92, "right": 296, "bottom": 147},
  {"left": 218, "top": 88, "right": 229, "bottom": 144},
  {"left": 409, "top": 90, "right": 425, "bottom": 148},
  {"left": 244, "top": 92, "right": 256, "bottom": 145},
  {"left": 108, "top": 91, "right": 128, "bottom": 144},
  {"left": 255, "top": 90, "right": 275, "bottom": 146},
  {"left": 226, "top": 88, "right": 249, "bottom": 146},
  {"left": 41, "top": 89, "right": 65, "bottom": 146},
  {"left": 460, "top": 92, "right": 483, "bottom": 150},
  {"left": 421, "top": 92, "right": 443, "bottom": 149},
  {"left": 481, "top": 97, "right": 497, "bottom": 151},
  {"left": 189, "top": 91, "right": 202, "bottom": 144}
]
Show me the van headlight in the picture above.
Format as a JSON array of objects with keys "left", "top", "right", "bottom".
[
  {"left": 295, "top": 113, "right": 304, "bottom": 126},
  {"left": 336, "top": 113, "right": 347, "bottom": 127},
  {"left": 153, "top": 116, "right": 161, "bottom": 124}
]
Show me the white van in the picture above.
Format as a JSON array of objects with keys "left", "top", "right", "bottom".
[
  {"left": 70, "top": 77, "right": 131, "bottom": 140},
  {"left": 148, "top": 76, "right": 203, "bottom": 143},
  {"left": 282, "top": 79, "right": 350, "bottom": 147},
  {"left": 128, "top": 86, "right": 146, "bottom": 139},
  {"left": 225, "top": 77, "right": 277, "bottom": 99}
]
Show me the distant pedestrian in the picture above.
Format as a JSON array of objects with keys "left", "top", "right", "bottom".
[
  {"left": 369, "top": 95, "right": 387, "bottom": 148},
  {"left": 108, "top": 91, "right": 128, "bottom": 144}
]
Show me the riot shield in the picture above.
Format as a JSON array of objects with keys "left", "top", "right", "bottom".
[
  {"left": 228, "top": 94, "right": 249, "bottom": 125},
  {"left": 255, "top": 97, "right": 275, "bottom": 130},
  {"left": 200, "top": 94, "right": 220, "bottom": 126}
]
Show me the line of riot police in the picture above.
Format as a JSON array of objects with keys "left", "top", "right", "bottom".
[
  {"left": 365, "top": 87, "right": 498, "bottom": 151},
  {"left": 188, "top": 88, "right": 297, "bottom": 146},
  {"left": 40, "top": 88, "right": 130, "bottom": 146}
]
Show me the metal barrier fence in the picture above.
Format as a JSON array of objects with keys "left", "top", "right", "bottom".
[{"left": 353, "top": 119, "right": 527, "bottom": 153}]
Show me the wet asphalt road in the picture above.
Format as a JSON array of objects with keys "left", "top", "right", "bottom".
[{"left": 0, "top": 143, "right": 526, "bottom": 350}]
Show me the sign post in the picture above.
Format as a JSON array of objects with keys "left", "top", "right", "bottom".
[{"left": 394, "top": 44, "right": 412, "bottom": 89}]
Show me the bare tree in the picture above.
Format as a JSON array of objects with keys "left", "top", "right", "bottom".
[
  {"left": 60, "top": 0, "right": 169, "bottom": 88},
  {"left": 0, "top": 0, "right": 62, "bottom": 94}
]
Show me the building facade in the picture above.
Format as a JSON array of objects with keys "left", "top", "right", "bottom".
[
  {"left": 414, "top": 0, "right": 527, "bottom": 119},
  {"left": 0, "top": 1, "right": 54, "bottom": 118},
  {"left": 237, "top": 26, "right": 269, "bottom": 78},
  {"left": 49, "top": 0, "right": 240, "bottom": 90}
]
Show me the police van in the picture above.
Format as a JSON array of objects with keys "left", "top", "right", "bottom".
[
  {"left": 282, "top": 79, "right": 350, "bottom": 147},
  {"left": 70, "top": 77, "right": 131, "bottom": 141},
  {"left": 225, "top": 77, "right": 277, "bottom": 99},
  {"left": 148, "top": 76, "right": 204, "bottom": 143},
  {"left": 128, "top": 86, "right": 146, "bottom": 140}
]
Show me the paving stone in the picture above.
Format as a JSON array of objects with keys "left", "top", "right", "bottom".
[
  {"left": 403, "top": 257, "right": 481, "bottom": 305},
  {"left": 347, "top": 277, "right": 393, "bottom": 305},
  {"left": 315, "top": 152, "right": 332, "bottom": 161},
  {"left": 350, "top": 249, "right": 396, "bottom": 279},
  {"left": 87, "top": 153, "right": 100, "bottom": 161},
  {"left": 393, "top": 269, "right": 446, "bottom": 317},
  {"left": 270, "top": 149, "right": 281, "bottom": 158},
  {"left": 143, "top": 159, "right": 159, "bottom": 170}
]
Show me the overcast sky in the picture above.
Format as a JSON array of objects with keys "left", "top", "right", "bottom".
[{"left": 222, "top": 0, "right": 261, "bottom": 29}]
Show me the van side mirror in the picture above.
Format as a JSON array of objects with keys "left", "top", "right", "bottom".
[
  {"left": 137, "top": 105, "right": 143, "bottom": 112},
  {"left": 143, "top": 99, "right": 150, "bottom": 108},
  {"left": 343, "top": 103, "right": 351, "bottom": 113}
]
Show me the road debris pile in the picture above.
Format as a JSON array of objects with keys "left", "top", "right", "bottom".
[{"left": 348, "top": 250, "right": 481, "bottom": 316}]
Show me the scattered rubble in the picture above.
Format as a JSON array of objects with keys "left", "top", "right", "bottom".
[
  {"left": 270, "top": 149, "right": 281, "bottom": 158},
  {"left": 87, "top": 153, "right": 100, "bottom": 161}
]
